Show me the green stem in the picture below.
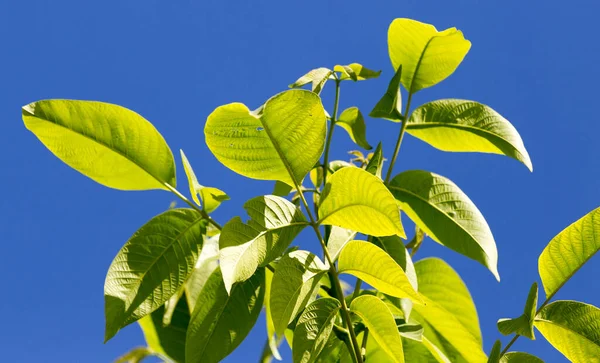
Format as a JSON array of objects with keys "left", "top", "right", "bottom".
[
  {"left": 384, "top": 92, "right": 413, "bottom": 183},
  {"left": 163, "top": 183, "right": 223, "bottom": 230},
  {"left": 360, "top": 329, "right": 369, "bottom": 361},
  {"left": 352, "top": 278, "right": 362, "bottom": 300},
  {"left": 322, "top": 79, "right": 341, "bottom": 188}
]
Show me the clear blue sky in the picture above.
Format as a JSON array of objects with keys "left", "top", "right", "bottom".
[{"left": 2, "top": 1, "right": 599, "bottom": 362}]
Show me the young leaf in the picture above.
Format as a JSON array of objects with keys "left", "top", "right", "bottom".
[
  {"left": 369, "top": 65, "right": 403, "bottom": 122},
  {"left": 265, "top": 268, "right": 283, "bottom": 361},
  {"left": 289, "top": 67, "right": 334, "bottom": 95},
  {"left": 104, "top": 209, "right": 205, "bottom": 342},
  {"left": 270, "top": 250, "right": 328, "bottom": 335},
  {"left": 335, "top": 107, "right": 372, "bottom": 150},
  {"left": 185, "top": 234, "right": 220, "bottom": 311},
  {"left": 500, "top": 352, "right": 543, "bottom": 363},
  {"left": 338, "top": 241, "right": 421, "bottom": 302},
  {"left": 534, "top": 300, "right": 600, "bottom": 362},
  {"left": 497, "top": 282, "right": 538, "bottom": 340},
  {"left": 334, "top": 63, "right": 381, "bottom": 81},
  {"left": 180, "top": 150, "right": 229, "bottom": 213},
  {"left": 326, "top": 226, "right": 357, "bottom": 261},
  {"left": 319, "top": 167, "right": 405, "bottom": 237},
  {"left": 388, "top": 18, "right": 471, "bottom": 93},
  {"left": 351, "top": 295, "right": 405, "bottom": 363},
  {"left": 364, "top": 142, "right": 384, "bottom": 179},
  {"left": 406, "top": 99, "right": 532, "bottom": 171},
  {"left": 389, "top": 170, "right": 499, "bottom": 280},
  {"left": 137, "top": 295, "right": 190, "bottom": 363},
  {"left": 219, "top": 195, "right": 308, "bottom": 293},
  {"left": 539, "top": 207, "right": 600, "bottom": 299},
  {"left": 486, "top": 340, "right": 502, "bottom": 363},
  {"left": 186, "top": 267, "right": 265, "bottom": 363},
  {"left": 205, "top": 89, "right": 327, "bottom": 187},
  {"left": 292, "top": 298, "right": 341, "bottom": 363},
  {"left": 22, "top": 100, "right": 176, "bottom": 190}
]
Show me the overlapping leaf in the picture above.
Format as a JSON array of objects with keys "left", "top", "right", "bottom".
[
  {"left": 292, "top": 298, "right": 341, "bottom": 363},
  {"left": 497, "top": 283, "right": 538, "bottom": 339},
  {"left": 289, "top": 68, "right": 334, "bottom": 94},
  {"left": 326, "top": 226, "right": 357, "bottom": 261},
  {"left": 334, "top": 63, "right": 381, "bottom": 81},
  {"left": 104, "top": 209, "right": 205, "bottom": 341},
  {"left": 205, "top": 89, "right": 326, "bottom": 186},
  {"left": 500, "top": 352, "right": 543, "bottom": 363},
  {"left": 401, "top": 336, "right": 451, "bottom": 363},
  {"left": 335, "top": 107, "right": 372, "bottom": 150},
  {"left": 365, "top": 142, "right": 385, "bottom": 179},
  {"left": 370, "top": 65, "right": 403, "bottom": 122},
  {"left": 22, "top": 99, "right": 176, "bottom": 190},
  {"left": 180, "top": 149, "right": 229, "bottom": 213},
  {"left": 185, "top": 234, "right": 220, "bottom": 311}
]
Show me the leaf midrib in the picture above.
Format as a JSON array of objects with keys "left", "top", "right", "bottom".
[{"left": 318, "top": 203, "right": 399, "bottom": 231}]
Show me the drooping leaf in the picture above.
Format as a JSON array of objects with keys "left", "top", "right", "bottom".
[
  {"left": 497, "top": 282, "right": 538, "bottom": 340},
  {"left": 389, "top": 170, "right": 499, "bottom": 280},
  {"left": 219, "top": 195, "right": 308, "bottom": 293},
  {"left": 327, "top": 226, "right": 357, "bottom": 262},
  {"left": 319, "top": 167, "right": 405, "bottom": 237},
  {"left": 289, "top": 68, "right": 334, "bottom": 94},
  {"left": 205, "top": 89, "right": 326, "bottom": 187},
  {"left": 270, "top": 251, "right": 329, "bottom": 335},
  {"left": 388, "top": 18, "right": 471, "bottom": 93},
  {"left": 486, "top": 340, "right": 502, "bottom": 363},
  {"left": 104, "top": 209, "right": 205, "bottom": 342},
  {"left": 22, "top": 100, "right": 176, "bottom": 190},
  {"left": 293, "top": 298, "right": 341, "bottom": 363},
  {"left": 365, "top": 142, "right": 385, "bottom": 179},
  {"left": 185, "top": 234, "right": 220, "bottom": 312},
  {"left": 539, "top": 207, "right": 600, "bottom": 299},
  {"left": 351, "top": 295, "right": 405, "bottom": 363},
  {"left": 137, "top": 295, "right": 190, "bottom": 363},
  {"left": 265, "top": 267, "right": 283, "bottom": 361},
  {"left": 335, "top": 107, "right": 372, "bottom": 150},
  {"left": 499, "top": 352, "right": 543, "bottom": 363},
  {"left": 338, "top": 241, "right": 421, "bottom": 302},
  {"left": 334, "top": 63, "right": 381, "bottom": 81},
  {"left": 186, "top": 267, "right": 265, "bottom": 363},
  {"left": 180, "top": 149, "right": 229, "bottom": 213},
  {"left": 534, "top": 300, "right": 600, "bottom": 362},
  {"left": 369, "top": 65, "right": 403, "bottom": 122},
  {"left": 406, "top": 100, "right": 532, "bottom": 171}
]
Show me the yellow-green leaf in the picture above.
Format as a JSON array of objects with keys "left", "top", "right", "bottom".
[
  {"left": 293, "top": 298, "right": 341, "bottom": 363},
  {"left": 336, "top": 107, "right": 372, "bottom": 150},
  {"left": 319, "top": 167, "right": 405, "bottom": 237},
  {"left": 338, "top": 241, "right": 421, "bottom": 303},
  {"left": 369, "top": 65, "right": 403, "bottom": 122},
  {"left": 326, "top": 226, "right": 357, "bottom": 262},
  {"left": 401, "top": 336, "right": 452, "bottom": 363},
  {"left": 406, "top": 100, "right": 532, "bottom": 171},
  {"left": 497, "top": 283, "right": 538, "bottom": 340},
  {"left": 185, "top": 234, "right": 220, "bottom": 312},
  {"left": 265, "top": 267, "right": 282, "bottom": 361},
  {"left": 388, "top": 18, "right": 471, "bottom": 93},
  {"left": 389, "top": 170, "right": 499, "bottom": 280},
  {"left": 205, "top": 89, "right": 327, "bottom": 187},
  {"left": 289, "top": 67, "right": 334, "bottom": 94},
  {"left": 365, "top": 142, "right": 385, "bottom": 179},
  {"left": 539, "top": 207, "right": 600, "bottom": 299},
  {"left": 351, "top": 295, "right": 405, "bottom": 363},
  {"left": 334, "top": 63, "right": 381, "bottom": 81},
  {"left": 22, "top": 100, "right": 176, "bottom": 190},
  {"left": 500, "top": 352, "right": 543, "bottom": 363},
  {"left": 180, "top": 149, "right": 229, "bottom": 213},
  {"left": 534, "top": 300, "right": 600, "bottom": 363}
]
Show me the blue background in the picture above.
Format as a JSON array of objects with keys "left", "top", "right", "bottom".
[{"left": 1, "top": 1, "right": 598, "bottom": 362}]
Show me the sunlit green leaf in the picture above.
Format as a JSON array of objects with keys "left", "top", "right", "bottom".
[
  {"left": 351, "top": 295, "right": 405, "bottom": 363},
  {"left": 389, "top": 170, "right": 499, "bottom": 280},
  {"left": 293, "top": 298, "right": 341, "bottom": 363},
  {"left": 539, "top": 207, "right": 600, "bottom": 299},
  {"left": 265, "top": 267, "right": 283, "bottom": 361},
  {"left": 534, "top": 300, "right": 600, "bottom": 362},
  {"left": 319, "top": 167, "right": 405, "bottom": 237},
  {"left": 219, "top": 195, "right": 308, "bottom": 293},
  {"left": 334, "top": 63, "right": 381, "bottom": 81},
  {"left": 22, "top": 100, "right": 176, "bottom": 190},
  {"left": 406, "top": 100, "right": 532, "bottom": 171},
  {"left": 185, "top": 234, "right": 220, "bottom": 312},
  {"left": 365, "top": 142, "right": 384, "bottom": 179},
  {"left": 186, "top": 267, "right": 265, "bottom": 363},
  {"left": 338, "top": 241, "right": 421, "bottom": 302},
  {"left": 104, "top": 209, "right": 205, "bottom": 342},
  {"left": 499, "top": 352, "right": 543, "bottom": 363},
  {"left": 388, "top": 18, "right": 470, "bottom": 93},
  {"left": 401, "top": 336, "right": 452, "bottom": 363},
  {"left": 486, "top": 340, "right": 501, "bottom": 363},
  {"left": 273, "top": 180, "right": 294, "bottom": 197},
  {"left": 289, "top": 68, "right": 334, "bottom": 94},
  {"left": 180, "top": 149, "right": 229, "bottom": 213},
  {"left": 397, "top": 320, "right": 424, "bottom": 341},
  {"left": 335, "top": 107, "right": 372, "bottom": 150},
  {"left": 270, "top": 251, "right": 328, "bottom": 335},
  {"left": 205, "top": 89, "right": 326, "bottom": 187},
  {"left": 327, "top": 226, "right": 357, "bottom": 261},
  {"left": 370, "top": 65, "right": 403, "bottom": 122},
  {"left": 497, "top": 282, "right": 538, "bottom": 340}
]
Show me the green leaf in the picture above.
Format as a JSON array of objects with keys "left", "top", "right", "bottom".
[
  {"left": 486, "top": 340, "right": 501, "bottom": 363},
  {"left": 114, "top": 347, "right": 152, "bottom": 363},
  {"left": 369, "top": 65, "right": 403, "bottom": 122},
  {"left": 534, "top": 300, "right": 600, "bottom": 362},
  {"left": 397, "top": 320, "right": 424, "bottom": 341},
  {"left": 388, "top": 18, "right": 471, "bottom": 93},
  {"left": 273, "top": 180, "right": 294, "bottom": 197},
  {"left": 104, "top": 209, "right": 205, "bottom": 342},
  {"left": 389, "top": 170, "right": 499, "bottom": 280},
  {"left": 401, "top": 336, "right": 452, "bottom": 363},
  {"left": 137, "top": 295, "right": 190, "bottom": 363},
  {"left": 365, "top": 142, "right": 384, "bottom": 179},
  {"left": 205, "top": 89, "right": 327, "bottom": 187},
  {"left": 406, "top": 100, "right": 532, "bottom": 171},
  {"left": 180, "top": 149, "right": 229, "bottom": 213},
  {"left": 334, "top": 63, "right": 381, "bottom": 81},
  {"left": 499, "top": 352, "right": 543, "bottom": 363},
  {"left": 289, "top": 68, "right": 334, "bottom": 94},
  {"left": 497, "top": 282, "right": 538, "bottom": 340},
  {"left": 270, "top": 250, "right": 328, "bottom": 335},
  {"left": 326, "top": 226, "right": 357, "bottom": 262},
  {"left": 373, "top": 235, "right": 418, "bottom": 290},
  {"left": 335, "top": 107, "right": 372, "bottom": 150},
  {"left": 539, "top": 207, "right": 600, "bottom": 299},
  {"left": 293, "top": 298, "right": 341, "bottom": 363},
  {"left": 351, "top": 295, "right": 405, "bottom": 363},
  {"left": 185, "top": 234, "right": 220, "bottom": 312},
  {"left": 264, "top": 267, "right": 283, "bottom": 361},
  {"left": 186, "top": 267, "right": 265, "bottom": 363},
  {"left": 22, "top": 100, "right": 176, "bottom": 190},
  {"left": 338, "top": 240, "right": 421, "bottom": 302},
  {"left": 219, "top": 195, "right": 308, "bottom": 293},
  {"left": 319, "top": 167, "right": 405, "bottom": 237}
]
